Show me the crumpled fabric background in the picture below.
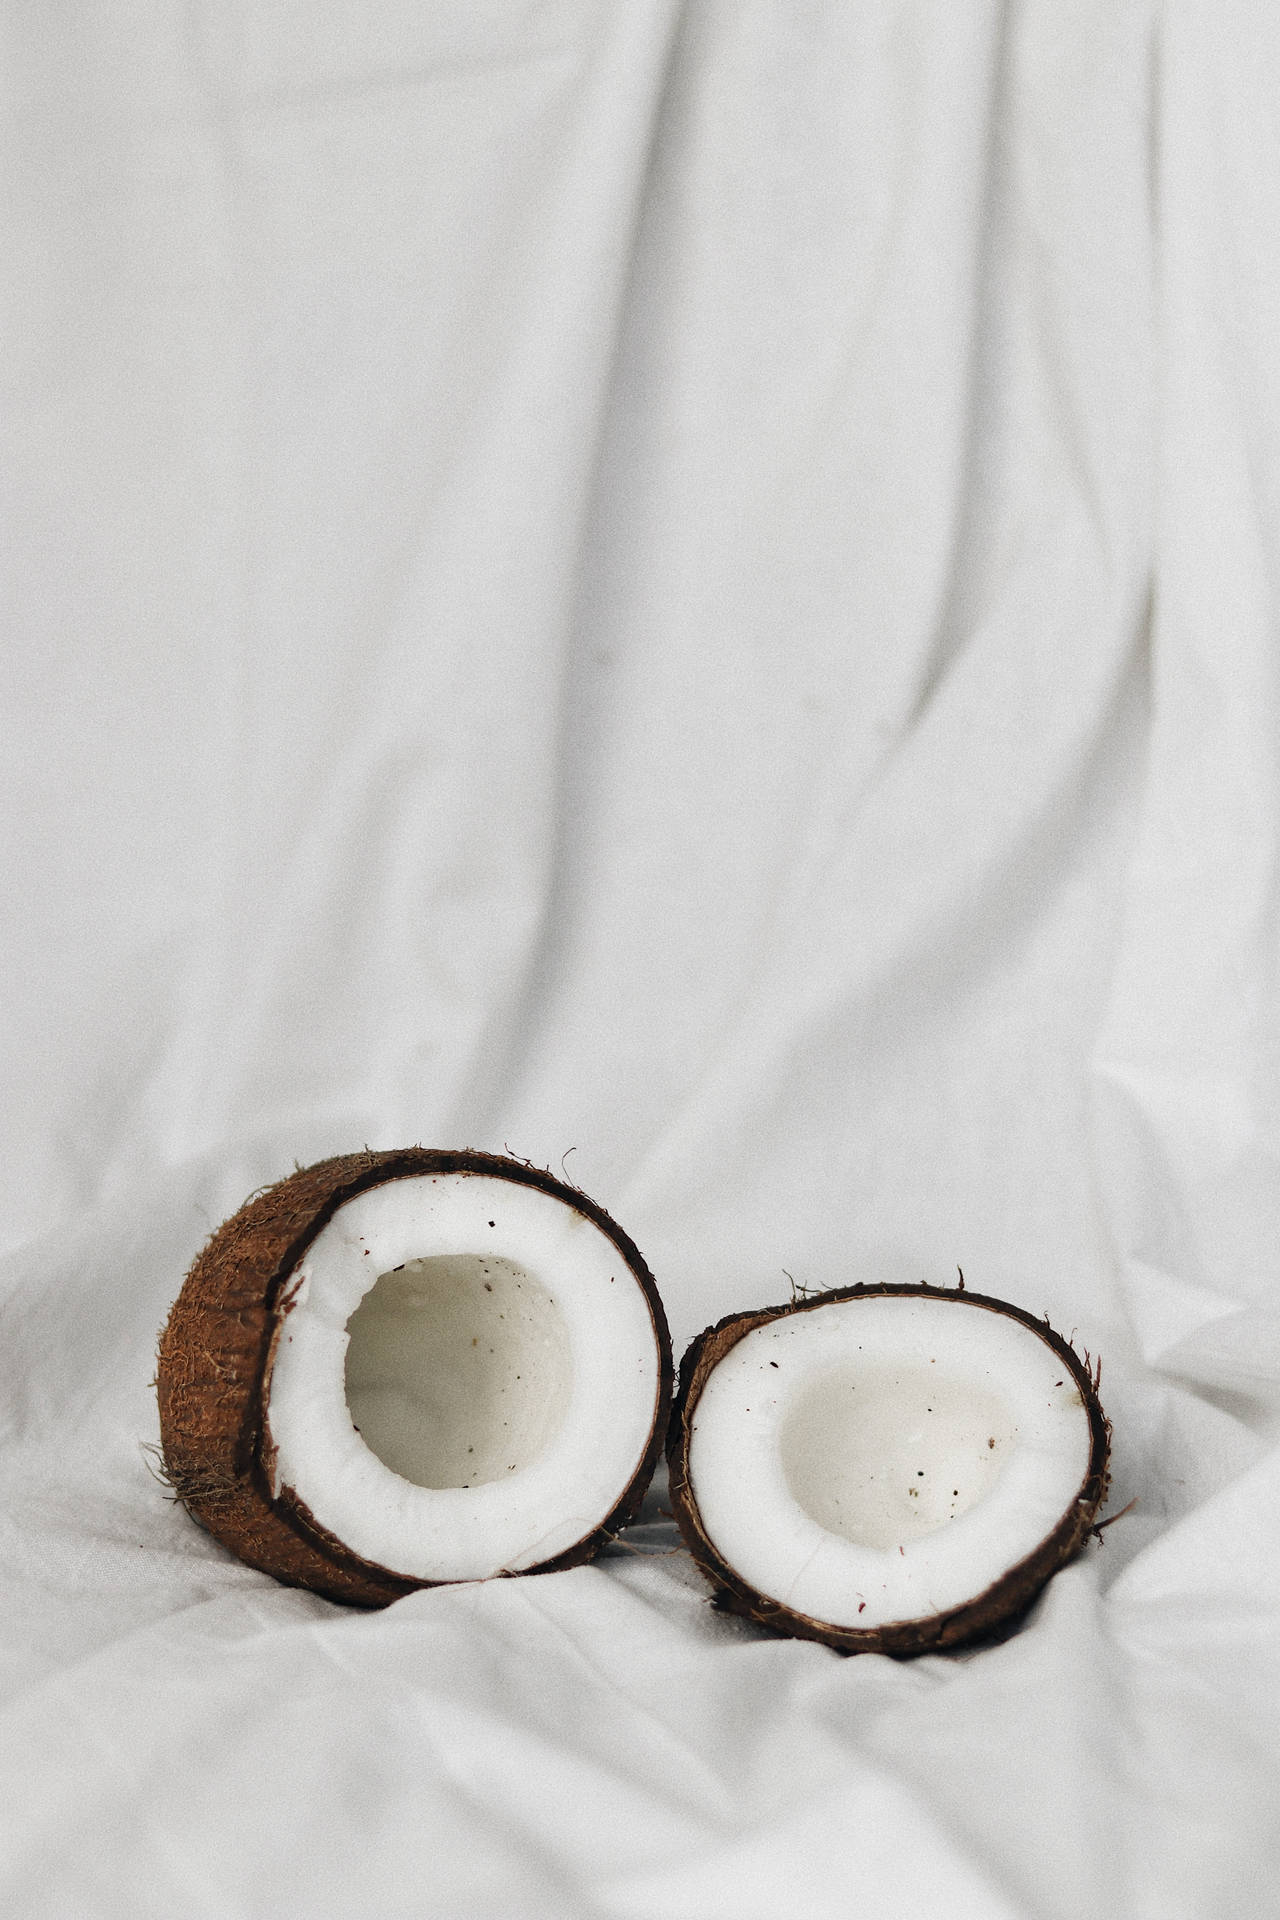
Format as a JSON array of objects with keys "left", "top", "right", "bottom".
[{"left": 4, "top": 3, "right": 1279, "bottom": 1914}]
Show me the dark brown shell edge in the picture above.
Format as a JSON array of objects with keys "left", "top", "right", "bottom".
[
  {"left": 666, "top": 1282, "right": 1112, "bottom": 1657},
  {"left": 156, "top": 1147, "right": 672, "bottom": 1606}
]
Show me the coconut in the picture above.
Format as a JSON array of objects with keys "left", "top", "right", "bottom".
[
  {"left": 667, "top": 1282, "right": 1110, "bottom": 1655},
  {"left": 156, "top": 1148, "right": 672, "bottom": 1605}
]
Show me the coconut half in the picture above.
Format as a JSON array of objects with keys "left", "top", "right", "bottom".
[
  {"left": 156, "top": 1149, "right": 671, "bottom": 1605},
  {"left": 668, "top": 1283, "right": 1110, "bottom": 1655}
]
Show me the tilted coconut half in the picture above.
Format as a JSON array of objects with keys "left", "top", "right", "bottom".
[
  {"left": 668, "top": 1283, "right": 1110, "bottom": 1655},
  {"left": 157, "top": 1149, "right": 672, "bottom": 1605}
]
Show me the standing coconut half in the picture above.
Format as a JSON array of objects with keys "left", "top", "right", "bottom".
[
  {"left": 157, "top": 1149, "right": 672, "bottom": 1606},
  {"left": 668, "top": 1283, "right": 1110, "bottom": 1655}
]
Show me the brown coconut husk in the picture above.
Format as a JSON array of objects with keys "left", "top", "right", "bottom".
[
  {"left": 156, "top": 1148, "right": 672, "bottom": 1606},
  {"left": 666, "top": 1281, "right": 1111, "bottom": 1656}
]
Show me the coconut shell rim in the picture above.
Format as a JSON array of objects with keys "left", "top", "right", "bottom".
[{"left": 666, "top": 1281, "right": 1112, "bottom": 1657}]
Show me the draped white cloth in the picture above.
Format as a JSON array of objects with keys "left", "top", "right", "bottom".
[{"left": 4, "top": 4, "right": 1279, "bottom": 1913}]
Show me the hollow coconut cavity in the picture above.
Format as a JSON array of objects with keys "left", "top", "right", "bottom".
[
  {"left": 668, "top": 1284, "right": 1110, "bottom": 1655},
  {"left": 156, "top": 1149, "right": 671, "bottom": 1604}
]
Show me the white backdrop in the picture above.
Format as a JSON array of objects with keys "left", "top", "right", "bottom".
[{"left": 4, "top": 4, "right": 1279, "bottom": 1914}]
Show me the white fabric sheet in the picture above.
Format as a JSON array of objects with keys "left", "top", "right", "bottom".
[{"left": 4, "top": 3, "right": 1279, "bottom": 1913}]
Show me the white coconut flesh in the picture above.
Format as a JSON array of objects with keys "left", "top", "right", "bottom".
[
  {"left": 265, "top": 1173, "right": 662, "bottom": 1582},
  {"left": 687, "top": 1295, "right": 1095, "bottom": 1632}
]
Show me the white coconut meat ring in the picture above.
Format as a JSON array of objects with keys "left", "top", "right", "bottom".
[
  {"left": 686, "top": 1294, "right": 1096, "bottom": 1632},
  {"left": 265, "top": 1173, "right": 663, "bottom": 1582}
]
